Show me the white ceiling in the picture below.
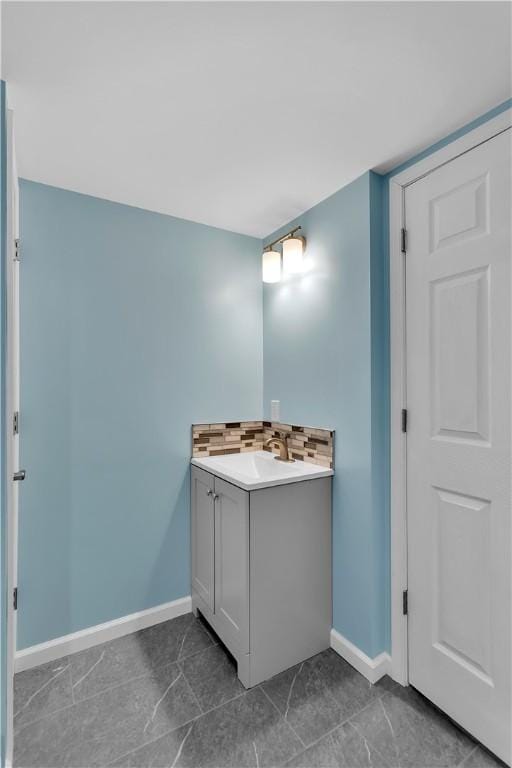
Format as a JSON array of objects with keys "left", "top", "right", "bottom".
[{"left": 2, "top": 2, "right": 511, "bottom": 238}]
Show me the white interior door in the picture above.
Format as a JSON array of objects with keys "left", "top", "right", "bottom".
[
  {"left": 405, "top": 129, "right": 511, "bottom": 763},
  {"left": 5, "top": 107, "right": 20, "bottom": 768}
]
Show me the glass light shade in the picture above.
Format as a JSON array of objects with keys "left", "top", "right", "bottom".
[
  {"left": 282, "top": 237, "right": 305, "bottom": 274},
  {"left": 262, "top": 249, "right": 281, "bottom": 283}
]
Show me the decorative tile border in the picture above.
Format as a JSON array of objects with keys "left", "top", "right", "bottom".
[
  {"left": 192, "top": 421, "right": 334, "bottom": 469},
  {"left": 192, "top": 422, "right": 265, "bottom": 457},
  {"left": 262, "top": 422, "right": 334, "bottom": 468}
]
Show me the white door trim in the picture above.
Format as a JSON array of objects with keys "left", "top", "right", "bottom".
[
  {"left": 5, "top": 103, "right": 19, "bottom": 768},
  {"left": 389, "top": 107, "right": 512, "bottom": 686}
]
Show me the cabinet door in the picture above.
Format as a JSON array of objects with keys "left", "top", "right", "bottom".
[
  {"left": 214, "top": 478, "right": 249, "bottom": 654},
  {"left": 191, "top": 466, "right": 215, "bottom": 612}
]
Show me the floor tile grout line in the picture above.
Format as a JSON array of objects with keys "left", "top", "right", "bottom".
[
  {"left": 259, "top": 659, "right": 387, "bottom": 755},
  {"left": 104, "top": 720, "right": 200, "bottom": 768},
  {"left": 282, "top": 713, "right": 392, "bottom": 768},
  {"left": 15, "top": 648, "right": 245, "bottom": 763},
  {"left": 177, "top": 638, "right": 219, "bottom": 665},
  {"left": 104, "top": 683, "right": 312, "bottom": 768},
  {"left": 177, "top": 661, "right": 205, "bottom": 715},
  {"left": 13, "top": 658, "right": 194, "bottom": 736},
  {"left": 199, "top": 688, "right": 248, "bottom": 717},
  {"left": 258, "top": 685, "right": 306, "bottom": 750},
  {"left": 13, "top": 673, "right": 76, "bottom": 735},
  {"left": 349, "top": 688, "right": 484, "bottom": 768},
  {"left": 265, "top": 657, "right": 386, "bottom": 750},
  {"left": 458, "top": 745, "right": 478, "bottom": 766},
  {"left": 347, "top": 688, "right": 391, "bottom": 726},
  {"left": 457, "top": 744, "right": 479, "bottom": 767},
  {"left": 13, "top": 662, "right": 71, "bottom": 719},
  {"left": 18, "top": 626, "right": 287, "bottom": 758},
  {"left": 13, "top": 632, "right": 218, "bottom": 732},
  {"left": 26, "top": 686, "right": 249, "bottom": 768},
  {"left": 347, "top": 692, "right": 392, "bottom": 730},
  {"left": 178, "top": 643, "right": 243, "bottom": 694},
  {"left": 285, "top": 692, "right": 385, "bottom": 764},
  {"left": 103, "top": 689, "right": 253, "bottom": 767}
]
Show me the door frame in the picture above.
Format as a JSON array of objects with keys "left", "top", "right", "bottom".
[
  {"left": 389, "top": 107, "right": 512, "bottom": 686},
  {"left": 5, "top": 102, "right": 19, "bottom": 768}
]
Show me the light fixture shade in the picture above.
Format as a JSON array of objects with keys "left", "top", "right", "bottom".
[
  {"left": 282, "top": 236, "right": 305, "bottom": 274},
  {"left": 262, "top": 249, "right": 281, "bottom": 283}
]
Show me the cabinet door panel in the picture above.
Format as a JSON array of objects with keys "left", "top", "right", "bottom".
[
  {"left": 191, "top": 466, "right": 215, "bottom": 611},
  {"left": 214, "top": 478, "right": 249, "bottom": 655}
]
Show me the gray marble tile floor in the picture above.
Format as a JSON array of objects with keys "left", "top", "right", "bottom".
[{"left": 13, "top": 613, "right": 504, "bottom": 768}]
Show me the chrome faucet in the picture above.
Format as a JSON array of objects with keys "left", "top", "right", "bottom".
[{"left": 265, "top": 434, "right": 294, "bottom": 463}]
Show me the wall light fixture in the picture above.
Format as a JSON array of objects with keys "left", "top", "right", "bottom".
[
  {"left": 282, "top": 235, "right": 306, "bottom": 275},
  {"left": 262, "top": 226, "right": 306, "bottom": 283},
  {"left": 262, "top": 248, "right": 282, "bottom": 283}
]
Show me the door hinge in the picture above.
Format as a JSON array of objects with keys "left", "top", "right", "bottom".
[
  {"left": 401, "top": 408, "right": 408, "bottom": 433},
  {"left": 14, "top": 238, "right": 21, "bottom": 262},
  {"left": 13, "top": 588, "right": 18, "bottom": 611},
  {"left": 402, "top": 589, "right": 408, "bottom": 616},
  {"left": 13, "top": 411, "right": 19, "bottom": 435},
  {"left": 400, "top": 228, "right": 407, "bottom": 254}
]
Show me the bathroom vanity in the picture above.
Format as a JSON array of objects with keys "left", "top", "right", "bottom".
[{"left": 190, "top": 449, "right": 333, "bottom": 688}]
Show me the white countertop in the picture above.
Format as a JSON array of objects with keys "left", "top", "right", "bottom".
[{"left": 191, "top": 450, "right": 333, "bottom": 491}]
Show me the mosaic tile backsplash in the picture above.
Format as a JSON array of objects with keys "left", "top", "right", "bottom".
[{"left": 192, "top": 421, "right": 334, "bottom": 469}]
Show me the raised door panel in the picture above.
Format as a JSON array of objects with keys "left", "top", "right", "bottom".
[
  {"left": 429, "top": 174, "right": 488, "bottom": 252},
  {"left": 191, "top": 466, "right": 215, "bottom": 612},
  {"left": 430, "top": 267, "right": 489, "bottom": 443},
  {"left": 214, "top": 477, "right": 249, "bottom": 655},
  {"left": 432, "top": 488, "right": 492, "bottom": 683}
]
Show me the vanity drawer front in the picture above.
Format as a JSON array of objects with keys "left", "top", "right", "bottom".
[{"left": 214, "top": 477, "right": 250, "bottom": 655}]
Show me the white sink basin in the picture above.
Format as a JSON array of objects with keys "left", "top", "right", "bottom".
[{"left": 191, "top": 450, "right": 333, "bottom": 490}]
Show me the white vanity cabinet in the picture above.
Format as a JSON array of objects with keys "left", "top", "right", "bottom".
[{"left": 190, "top": 464, "right": 332, "bottom": 688}]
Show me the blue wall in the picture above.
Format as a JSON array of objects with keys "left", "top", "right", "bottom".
[
  {"left": 0, "top": 79, "right": 7, "bottom": 768},
  {"left": 369, "top": 173, "right": 389, "bottom": 655},
  {"left": 263, "top": 171, "right": 389, "bottom": 657},
  {"left": 18, "top": 181, "right": 262, "bottom": 649}
]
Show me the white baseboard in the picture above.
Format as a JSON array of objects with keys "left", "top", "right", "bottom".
[
  {"left": 15, "top": 596, "right": 192, "bottom": 673},
  {"left": 330, "top": 629, "right": 391, "bottom": 684}
]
